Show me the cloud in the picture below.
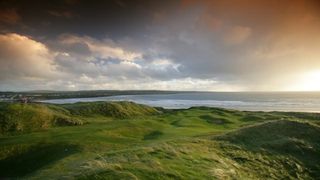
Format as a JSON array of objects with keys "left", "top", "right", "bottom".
[
  {"left": 142, "top": 58, "right": 182, "bottom": 80},
  {"left": 58, "top": 34, "right": 142, "bottom": 61},
  {"left": 0, "top": 32, "right": 231, "bottom": 91},
  {"left": 1, "top": 0, "right": 320, "bottom": 91},
  {"left": 48, "top": 10, "right": 75, "bottom": 19},
  {"left": 223, "top": 26, "right": 251, "bottom": 45},
  {"left": 51, "top": 34, "right": 185, "bottom": 80},
  {"left": 0, "top": 33, "right": 191, "bottom": 91},
  {"left": 0, "top": 33, "right": 57, "bottom": 81},
  {"left": 135, "top": 0, "right": 320, "bottom": 90},
  {"left": 34, "top": 77, "right": 236, "bottom": 91},
  {"left": 0, "top": 9, "right": 20, "bottom": 24}
]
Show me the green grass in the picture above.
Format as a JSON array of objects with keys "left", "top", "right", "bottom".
[
  {"left": 0, "top": 101, "right": 319, "bottom": 179},
  {"left": 0, "top": 143, "right": 80, "bottom": 177},
  {"left": 215, "top": 120, "right": 320, "bottom": 178},
  {"left": 0, "top": 103, "right": 83, "bottom": 134},
  {"left": 60, "top": 101, "right": 159, "bottom": 118}
]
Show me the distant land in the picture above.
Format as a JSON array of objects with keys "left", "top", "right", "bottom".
[{"left": 0, "top": 90, "right": 185, "bottom": 101}]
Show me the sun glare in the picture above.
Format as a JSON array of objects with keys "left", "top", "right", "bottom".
[{"left": 293, "top": 71, "right": 320, "bottom": 91}]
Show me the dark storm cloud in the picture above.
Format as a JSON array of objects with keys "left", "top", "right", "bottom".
[
  {"left": 0, "top": 0, "right": 179, "bottom": 39},
  {"left": 0, "top": 8, "right": 20, "bottom": 24}
]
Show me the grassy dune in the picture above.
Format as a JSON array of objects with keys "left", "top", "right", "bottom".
[
  {"left": 0, "top": 103, "right": 82, "bottom": 134},
  {"left": 61, "top": 101, "right": 159, "bottom": 118},
  {"left": 0, "top": 102, "right": 319, "bottom": 179}
]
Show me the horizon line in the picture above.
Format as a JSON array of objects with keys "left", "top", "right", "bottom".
[{"left": 1, "top": 90, "right": 320, "bottom": 93}]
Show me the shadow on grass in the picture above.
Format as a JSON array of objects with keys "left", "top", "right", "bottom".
[
  {"left": 199, "top": 115, "right": 231, "bottom": 125},
  {"left": 0, "top": 143, "right": 81, "bottom": 178},
  {"left": 170, "top": 120, "right": 182, "bottom": 127},
  {"left": 144, "top": 130, "right": 163, "bottom": 140}
]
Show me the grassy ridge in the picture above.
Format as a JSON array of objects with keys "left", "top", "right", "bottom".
[
  {"left": 0, "top": 103, "right": 82, "bottom": 134},
  {"left": 0, "top": 101, "right": 159, "bottom": 134},
  {"left": 215, "top": 120, "right": 320, "bottom": 178},
  {"left": 0, "top": 101, "right": 319, "bottom": 179},
  {"left": 61, "top": 101, "right": 159, "bottom": 118}
]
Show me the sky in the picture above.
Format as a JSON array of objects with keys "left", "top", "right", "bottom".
[{"left": 0, "top": 0, "right": 320, "bottom": 91}]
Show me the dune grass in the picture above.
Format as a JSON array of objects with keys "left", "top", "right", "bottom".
[{"left": 0, "top": 102, "right": 319, "bottom": 179}]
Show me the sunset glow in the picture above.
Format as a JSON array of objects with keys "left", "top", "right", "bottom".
[
  {"left": 0, "top": 0, "right": 320, "bottom": 91},
  {"left": 291, "top": 71, "right": 320, "bottom": 91}
]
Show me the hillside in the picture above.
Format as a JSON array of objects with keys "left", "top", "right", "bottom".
[
  {"left": 0, "top": 103, "right": 82, "bottom": 134},
  {"left": 61, "top": 101, "right": 160, "bottom": 118},
  {"left": 0, "top": 102, "right": 319, "bottom": 179},
  {"left": 0, "top": 101, "right": 159, "bottom": 134},
  {"left": 77, "top": 120, "right": 320, "bottom": 179},
  {"left": 215, "top": 120, "right": 320, "bottom": 178}
]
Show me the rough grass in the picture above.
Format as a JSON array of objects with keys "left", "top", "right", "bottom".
[
  {"left": 199, "top": 114, "right": 231, "bottom": 124},
  {"left": 0, "top": 101, "right": 159, "bottom": 134},
  {"left": 143, "top": 130, "right": 163, "bottom": 140},
  {"left": 0, "top": 143, "right": 80, "bottom": 178},
  {"left": 78, "top": 138, "right": 316, "bottom": 179},
  {"left": 0, "top": 103, "right": 83, "bottom": 134},
  {"left": 0, "top": 101, "right": 319, "bottom": 179},
  {"left": 215, "top": 120, "right": 320, "bottom": 178},
  {"left": 61, "top": 101, "right": 160, "bottom": 118}
]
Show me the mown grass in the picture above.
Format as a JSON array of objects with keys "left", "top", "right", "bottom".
[{"left": 0, "top": 101, "right": 319, "bottom": 179}]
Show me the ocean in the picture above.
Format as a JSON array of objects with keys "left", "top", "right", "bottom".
[{"left": 39, "top": 92, "right": 320, "bottom": 112}]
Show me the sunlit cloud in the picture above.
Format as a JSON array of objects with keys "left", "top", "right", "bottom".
[
  {"left": 0, "top": 33, "right": 57, "bottom": 80},
  {"left": 0, "top": 0, "right": 320, "bottom": 91},
  {"left": 58, "top": 34, "right": 142, "bottom": 61}
]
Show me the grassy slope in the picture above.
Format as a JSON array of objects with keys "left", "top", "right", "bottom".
[
  {"left": 60, "top": 101, "right": 159, "bottom": 118},
  {"left": 0, "top": 102, "right": 319, "bottom": 179},
  {"left": 0, "top": 101, "right": 158, "bottom": 134},
  {"left": 215, "top": 120, "right": 320, "bottom": 178},
  {"left": 0, "top": 103, "right": 83, "bottom": 134}
]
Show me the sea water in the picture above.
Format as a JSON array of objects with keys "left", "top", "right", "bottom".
[{"left": 39, "top": 92, "right": 320, "bottom": 112}]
